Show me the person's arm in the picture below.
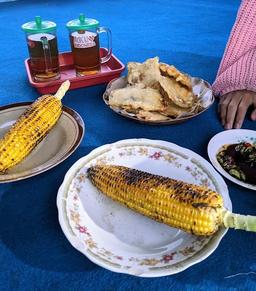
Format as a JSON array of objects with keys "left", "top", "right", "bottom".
[
  {"left": 213, "top": 0, "right": 256, "bottom": 96},
  {"left": 212, "top": 0, "right": 256, "bottom": 129}
]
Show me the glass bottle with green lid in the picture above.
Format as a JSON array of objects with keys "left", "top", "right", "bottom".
[
  {"left": 66, "top": 13, "right": 112, "bottom": 76},
  {"left": 22, "top": 16, "right": 60, "bottom": 82}
]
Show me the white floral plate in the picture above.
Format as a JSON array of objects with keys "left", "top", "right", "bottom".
[
  {"left": 208, "top": 129, "right": 256, "bottom": 191},
  {"left": 57, "top": 138, "right": 231, "bottom": 277}
]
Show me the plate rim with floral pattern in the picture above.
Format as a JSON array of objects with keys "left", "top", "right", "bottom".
[
  {"left": 208, "top": 129, "right": 256, "bottom": 191},
  {"left": 57, "top": 138, "right": 231, "bottom": 277}
]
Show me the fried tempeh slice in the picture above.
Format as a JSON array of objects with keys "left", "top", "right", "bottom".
[
  {"left": 108, "top": 86, "right": 166, "bottom": 111},
  {"left": 127, "top": 57, "right": 162, "bottom": 87},
  {"left": 137, "top": 110, "right": 169, "bottom": 121},
  {"left": 161, "top": 101, "right": 189, "bottom": 118},
  {"left": 159, "top": 76, "right": 195, "bottom": 108},
  {"left": 160, "top": 63, "right": 192, "bottom": 90}
]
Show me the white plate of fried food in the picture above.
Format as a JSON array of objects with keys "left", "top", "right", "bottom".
[
  {"left": 57, "top": 138, "right": 235, "bottom": 277},
  {"left": 103, "top": 57, "right": 214, "bottom": 124}
]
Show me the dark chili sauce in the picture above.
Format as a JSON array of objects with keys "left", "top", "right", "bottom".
[{"left": 217, "top": 142, "right": 256, "bottom": 185}]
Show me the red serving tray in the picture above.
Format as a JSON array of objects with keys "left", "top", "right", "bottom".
[{"left": 25, "top": 48, "right": 125, "bottom": 94}]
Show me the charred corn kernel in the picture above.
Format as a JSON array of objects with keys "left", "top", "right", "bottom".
[
  {"left": 87, "top": 165, "right": 256, "bottom": 236},
  {"left": 0, "top": 81, "right": 70, "bottom": 173}
]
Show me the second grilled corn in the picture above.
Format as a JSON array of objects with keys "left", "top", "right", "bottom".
[{"left": 0, "top": 80, "right": 70, "bottom": 173}]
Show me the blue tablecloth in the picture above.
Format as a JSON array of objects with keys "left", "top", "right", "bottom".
[{"left": 0, "top": 0, "right": 256, "bottom": 290}]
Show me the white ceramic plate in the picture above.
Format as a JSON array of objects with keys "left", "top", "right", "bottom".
[
  {"left": 208, "top": 129, "right": 256, "bottom": 191},
  {"left": 0, "top": 102, "right": 84, "bottom": 183},
  {"left": 57, "top": 139, "right": 231, "bottom": 277}
]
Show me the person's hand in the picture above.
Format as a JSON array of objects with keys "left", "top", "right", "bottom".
[{"left": 218, "top": 90, "right": 256, "bottom": 129}]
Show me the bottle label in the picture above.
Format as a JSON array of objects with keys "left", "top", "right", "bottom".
[{"left": 72, "top": 31, "right": 96, "bottom": 48}]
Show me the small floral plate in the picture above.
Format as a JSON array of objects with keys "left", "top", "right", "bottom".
[
  {"left": 208, "top": 129, "right": 256, "bottom": 191},
  {"left": 57, "top": 138, "right": 231, "bottom": 277}
]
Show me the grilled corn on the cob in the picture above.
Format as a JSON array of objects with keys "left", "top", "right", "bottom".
[
  {"left": 88, "top": 165, "right": 256, "bottom": 236},
  {"left": 0, "top": 80, "right": 70, "bottom": 173}
]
